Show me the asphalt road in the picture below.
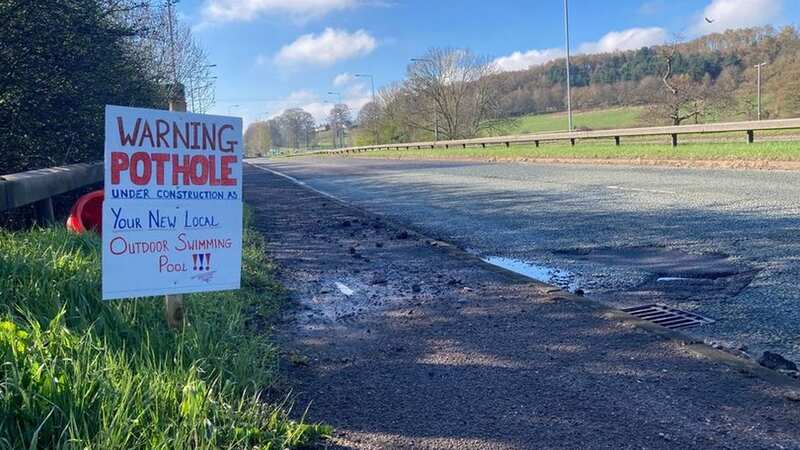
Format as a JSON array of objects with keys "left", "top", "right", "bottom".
[
  {"left": 244, "top": 164, "right": 800, "bottom": 449},
  {"left": 253, "top": 157, "right": 800, "bottom": 366}
]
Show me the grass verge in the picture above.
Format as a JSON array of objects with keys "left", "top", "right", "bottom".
[
  {"left": 0, "top": 211, "right": 330, "bottom": 449},
  {"left": 488, "top": 107, "right": 646, "bottom": 136},
  {"left": 349, "top": 141, "right": 800, "bottom": 162}
]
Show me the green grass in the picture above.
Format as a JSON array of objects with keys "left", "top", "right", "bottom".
[
  {"left": 0, "top": 212, "right": 330, "bottom": 449},
  {"left": 489, "top": 107, "right": 646, "bottom": 136},
  {"left": 350, "top": 140, "right": 800, "bottom": 162}
]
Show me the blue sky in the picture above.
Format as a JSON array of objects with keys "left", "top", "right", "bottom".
[{"left": 178, "top": 0, "right": 798, "bottom": 125}]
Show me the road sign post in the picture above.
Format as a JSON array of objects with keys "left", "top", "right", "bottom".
[{"left": 166, "top": 96, "right": 186, "bottom": 329}]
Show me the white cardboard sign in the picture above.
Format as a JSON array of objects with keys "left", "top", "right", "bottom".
[{"left": 102, "top": 105, "right": 243, "bottom": 300}]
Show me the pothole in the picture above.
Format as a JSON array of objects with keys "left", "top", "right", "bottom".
[
  {"left": 556, "top": 246, "right": 744, "bottom": 279},
  {"left": 479, "top": 256, "right": 579, "bottom": 293}
]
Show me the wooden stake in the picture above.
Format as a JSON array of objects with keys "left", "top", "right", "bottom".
[
  {"left": 165, "top": 294, "right": 185, "bottom": 329},
  {"left": 166, "top": 89, "right": 187, "bottom": 329}
]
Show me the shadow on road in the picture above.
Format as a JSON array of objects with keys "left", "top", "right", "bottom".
[{"left": 244, "top": 163, "right": 800, "bottom": 450}]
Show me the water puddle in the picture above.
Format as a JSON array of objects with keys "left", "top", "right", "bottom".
[{"left": 481, "top": 256, "right": 578, "bottom": 292}]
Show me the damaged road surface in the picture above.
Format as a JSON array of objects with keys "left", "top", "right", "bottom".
[
  {"left": 244, "top": 163, "right": 800, "bottom": 450},
  {"left": 255, "top": 157, "right": 800, "bottom": 367}
]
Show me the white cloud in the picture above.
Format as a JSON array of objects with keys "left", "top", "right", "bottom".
[
  {"left": 333, "top": 72, "right": 355, "bottom": 86},
  {"left": 492, "top": 48, "right": 563, "bottom": 72},
  {"left": 690, "top": 0, "right": 782, "bottom": 34},
  {"left": 578, "top": 27, "right": 667, "bottom": 54},
  {"left": 493, "top": 27, "right": 667, "bottom": 72},
  {"left": 275, "top": 28, "right": 377, "bottom": 67},
  {"left": 201, "top": 0, "right": 357, "bottom": 24}
]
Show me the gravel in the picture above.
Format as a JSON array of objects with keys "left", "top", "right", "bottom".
[{"left": 256, "top": 157, "right": 800, "bottom": 365}]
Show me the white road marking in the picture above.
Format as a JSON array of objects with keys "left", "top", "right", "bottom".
[
  {"left": 335, "top": 282, "right": 355, "bottom": 296},
  {"left": 607, "top": 185, "right": 677, "bottom": 195},
  {"left": 247, "top": 161, "right": 349, "bottom": 204}
]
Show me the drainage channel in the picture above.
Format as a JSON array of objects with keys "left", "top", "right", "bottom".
[
  {"left": 475, "top": 253, "right": 718, "bottom": 331},
  {"left": 622, "top": 304, "right": 716, "bottom": 330}
]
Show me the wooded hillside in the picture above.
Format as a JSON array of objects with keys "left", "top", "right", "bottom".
[{"left": 493, "top": 26, "right": 800, "bottom": 122}]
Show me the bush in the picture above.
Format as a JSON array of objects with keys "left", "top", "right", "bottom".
[
  {"left": 0, "top": 0, "right": 163, "bottom": 176},
  {"left": 0, "top": 214, "right": 330, "bottom": 449}
]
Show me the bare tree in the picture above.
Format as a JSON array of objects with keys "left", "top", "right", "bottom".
[
  {"left": 120, "top": 1, "right": 216, "bottom": 111},
  {"left": 405, "top": 48, "right": 504, "bottom": 140},
  {"left": 266, "top": 118, "right": 284, "bottom": 147},
  {"left": 649, "top": 42, "right": 712, "bottom": 125},
  {"left": 244, "top": 121, "right": 271, "bottom": 157},
  {"left": 279, "top": 108, "right": 316, "bottom": 149},
  {"left": 328, "top": 104, "right": 352, "bottom": 148},
  {"left": 357, "top": 101, "right": 382, "bottom": 144}
]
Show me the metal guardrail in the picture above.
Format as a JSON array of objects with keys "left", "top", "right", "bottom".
[
  {"left": 0, "top": 162, "right": 103, "bottom": 224},
  {"left": 320, "top": 117, "right": 800, "bottom": 155}
]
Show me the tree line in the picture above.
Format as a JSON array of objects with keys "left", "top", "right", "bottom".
[
  {"left": 0, "top": 0, "right": 214, "bottom": 176},
  {"left": 244, "top": 25, "right": 800, "bottom": 152},
  {"left": 494, "top": 25, "right": 800, "bottom": 125},
  {"left": 244, "top": 103, "right": 355, "bottom": 155}
]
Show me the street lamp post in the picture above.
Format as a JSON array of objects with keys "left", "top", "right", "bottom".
[
  {"left": 755, "top": 62, "right": 767, "bottom": 120},
  {"left": 355, "top": 73, "right": 378, "bottom": 144},
  {"left": 355, "top": 74, "right": 376, "bottom": 104},
  {"left": 410, "top": 58, "right": 439, "bottom": 141},
  {"left": 564, "top": 0, "right": 573, "bottom": 132}
]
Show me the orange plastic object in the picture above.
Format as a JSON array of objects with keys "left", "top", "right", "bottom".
[{"left": 66, "top": 190, "right": 104, "bottom": 234}]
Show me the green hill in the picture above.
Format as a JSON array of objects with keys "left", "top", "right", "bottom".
[{"left": 492, "top": 107, "right": 646, "bottom": 136}]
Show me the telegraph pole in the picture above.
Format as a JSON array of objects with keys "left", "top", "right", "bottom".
[
  {"left": 564, "top": 0, "right": 573, "bottom": 131},
  {"left": 165, "top": 0, "right": 179, "bottom": 99},
  {"left": 755, "top": 62, "right": 766, "bottom": 120}
]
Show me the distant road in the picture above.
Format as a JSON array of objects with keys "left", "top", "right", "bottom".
[{"left": 251, "top": 157, "right": 800, "bottom": 364}]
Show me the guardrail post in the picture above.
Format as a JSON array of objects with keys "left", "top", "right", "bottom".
[
  {"left": 671, "top": 134, "right": 678, "bottom": 147},
  {"left": 534, "top": 140, "right": 539, "bottom": 148},
  {"left": 34, "top": 197, "right": 55, "bottom": 225},
  {"left": 570, "top": 138, "right": 576, "bottom": 146},
  {"left": 462, "top": 144, "right": 467, "bottom": 149},
  {"left": 504, "top": 142, "right": 510, "bottom": 148},
  {"left": 747, "top": 130, "right": 754, "bottom": 144},
  {"left": 614, "top": 136, "right": 620, "bottom": 146},
  {"left": 481, "top": 143, "right": 486, "bottom": 148}
]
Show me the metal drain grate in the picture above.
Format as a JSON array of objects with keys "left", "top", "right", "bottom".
[{"left": 622, "top": 304, "right": 715, "bottom": 330}]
